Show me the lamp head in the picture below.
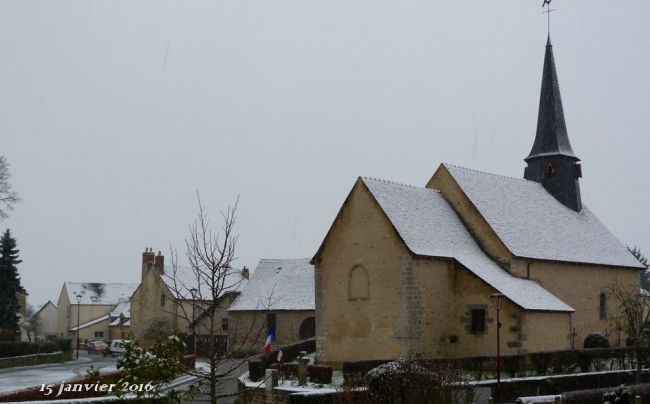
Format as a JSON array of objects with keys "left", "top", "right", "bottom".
[{"left": 490, "top": 293, "right": 504, "bottom": 310}]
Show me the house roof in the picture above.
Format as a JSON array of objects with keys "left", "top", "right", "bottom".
[
  {"left": 65, "top": 282, "right": 139, "bottom": 305},
  {"left": 69, "top": 314, "right": 110, "bottom": 331},
  {"left": 362, "top": 177, "right": 574, "bottom": 312},
  {"left": 228, "top": 258, "right": 314, "bottom": 312},
  {"left": 33, "top": 301, "right": 57, "bottom": 317},
  {"left": 109, "top": 317, "right": 131, "bottom": 327},
  {"left": 443, "top": 164, "right": 643, "bottom": 269},
  {"left": 160, "top": 265, "right": 248, "bottom": 301},
  {"left": 110, "top": 299, "right": 131, "bottom": 319}
]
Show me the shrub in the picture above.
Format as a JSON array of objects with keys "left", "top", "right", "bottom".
[
  {"left": 366, "top": 357, "right": 465, "bottom": 404},
  {"left": 309, "top": 365, "right": 333, "bottom": 384},
  {"left": 603, "top": 385, "right": 633, "bottom": 404},
  {"left": 88, "top": 334, "right": 194, "bottom": 402},
  {"left": 584, "top": 332, "right": 610, "bottom": 349},
  {"left": 0, "top": 339, "right": 71, "bottom": 358}
]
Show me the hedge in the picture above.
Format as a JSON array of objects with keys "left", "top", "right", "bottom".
[
  {"left": 342, "top": 347, "right": 639, "bottom": 382},
  {"left": 0, "top": 339, "right": 72, "bottom": 358}
]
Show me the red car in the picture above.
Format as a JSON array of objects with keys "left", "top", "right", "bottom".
[{"left": 87, "top": 341, "right": 109, "bottom": 356}]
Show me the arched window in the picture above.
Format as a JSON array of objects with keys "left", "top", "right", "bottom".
[
  {"left": 299, "top": 317, "right": 316, "bottom": 340},
  {"left": 348, "top": 265, "right": 369, "bottom": 301},
  {"left": 599, "top": 292, "right": 607, "bottom": 319},
  {"left": 545, "top": 162, "right": 555, "bottom": 177}
]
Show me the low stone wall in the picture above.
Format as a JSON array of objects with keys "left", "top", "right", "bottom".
[
  {"left": 0, "top": 351, "right": 70, "bottom": 369},
  {"left": 472, "top": 369, "right": 650, "bottom": 403}
]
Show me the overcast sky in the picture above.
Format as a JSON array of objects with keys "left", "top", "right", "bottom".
[{"left": 2, "top": 1, "right": 649, "bottom": 306}]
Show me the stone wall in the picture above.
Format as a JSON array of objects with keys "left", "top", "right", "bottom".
[{"left": 229, "top": 310, "right": 315, "bottom": 353}]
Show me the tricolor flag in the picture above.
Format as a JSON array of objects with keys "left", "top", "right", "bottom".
[
  {"left": 277, "top": 350, "right": 284, "bottom": 364},
  {"left": 264, "top": 327, "right": 276, "bottom": 353}
]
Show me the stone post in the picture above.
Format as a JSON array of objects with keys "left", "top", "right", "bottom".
[{"left": 297, "top": 355, "right": 309, "bottom": 386}]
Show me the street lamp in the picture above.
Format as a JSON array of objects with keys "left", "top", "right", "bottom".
[
  {"left": 190, "top": 288, "right": 198, "bottom": 357},
  {"left": 75, "top": 294, "right": 82, "bottom": 360},
  {"left": 490, "top": 293, "right": 504, "bottom": 403}
]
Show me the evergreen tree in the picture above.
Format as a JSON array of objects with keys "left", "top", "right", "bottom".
[
  {"left": 0, "top": 229, "right": 24, "bottom": 340},
  {"left": 628, "top": 246, "right": 650, "bottom": 292}
]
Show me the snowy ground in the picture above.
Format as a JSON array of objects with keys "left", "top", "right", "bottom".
[{"left": 0, "top": 352, "right": 118, "bottom": 395}]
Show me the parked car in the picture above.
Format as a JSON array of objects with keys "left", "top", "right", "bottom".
[
  {"left": 87, "top": 340, "right": 109, "bottom": 356},
  {"left": 109, "top": 339, "right": 130, "bottom": 356}
]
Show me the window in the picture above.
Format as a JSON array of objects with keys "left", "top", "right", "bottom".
[
  {"left": 349, "top": 265, "right": 369, "bottom": 300},
  {"left": 599, "top": 292, "right": 607, "bottom": 319},
  {"left": 193, "top": 307, "right": 203, "bottom": 321},
  {"left": 160, "top": 292, "right": 166, "bottom": 307},
  {"left": 470, "top": 309, "right": 486, "bottom": 334},
  {"left": 94, "top": 331, "right": 104, "bottom": 338},
  {"left": 545, "top": 162, "right": 555, "bottom": 177},
  {"left": 222, "top": 318, "right": 228, "bottom": 331},
  {"left": 266, "top": 313, "right": 276, "bottom": 335}
]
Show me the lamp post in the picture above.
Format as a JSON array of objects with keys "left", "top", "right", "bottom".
[
  {"left": 190, "top": 288, "right": 198, "bottom": 357},
  {"left": 490, "top": 293, "right": 504, "bottom": 403},
  {"left": 75, "top": 294, "right": 82, "bottom": 360}
]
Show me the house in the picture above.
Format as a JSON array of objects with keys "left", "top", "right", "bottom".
[
  {"left": 33, "top": 301, "right": 58, "bottom": 341},
  {"left": 19, "top": 300, "right": 58, "bottom": 342},
  {"left": 108, "top": 298, "right": 132, "bottom": 340},
  {"left": 130, "top": 248, "right": 248, "bottom": 351},
  {"left": 312, "top": 36, "right": 643, "bottom": 365},
  {"left": 228, "top": 258, "right": 315, "bottom": 352},
  {"left": 56, "top": 281, "right": 138, "bottom": 345}
]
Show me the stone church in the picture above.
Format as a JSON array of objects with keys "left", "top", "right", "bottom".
[{"left": 312, "top": 36, "right": 644, "bottom": 365}]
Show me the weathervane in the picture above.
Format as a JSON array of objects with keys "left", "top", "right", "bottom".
[{"left": 542, "top": 0, "right": 555, "bottom": 35}]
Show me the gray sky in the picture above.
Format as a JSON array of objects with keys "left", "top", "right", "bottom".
[{"left": 2, "top": 1, "right": 649, "bottom": 306}]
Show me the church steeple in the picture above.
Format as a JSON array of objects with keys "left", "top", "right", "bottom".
[{"left": 524, "top": 35, "right": 583, "bottom": 212}]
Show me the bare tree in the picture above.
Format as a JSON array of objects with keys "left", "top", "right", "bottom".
[
  {"left": 164, "top": 193, "right": 270, "bottom": 404},
  {"left": 20, "top": 305, "right": 41, "bottom": 342},
  {"left": 608, "top": 284, "right": 650, "bottom": 383},
  {"left": 0, "top": 156, "right": 20, "bottom": 221}
]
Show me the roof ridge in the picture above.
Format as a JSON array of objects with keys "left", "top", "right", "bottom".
[
  {"left": 443, "top": 163, "right": 533, "bottom": 183},
  {"left": 362, "top": 176, "right": 441, "bottom": 193},
  {"left": 260, "top": 258, "right": 311, "bottom": 262}
]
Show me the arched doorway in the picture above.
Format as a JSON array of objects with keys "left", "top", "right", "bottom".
[{"left": 299, "top": 316, "right": 315, "bottom": 340}]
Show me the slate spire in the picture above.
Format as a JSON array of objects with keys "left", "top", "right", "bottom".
[{"left": 524, "top": 35, "right": 583, "bottom": 212}]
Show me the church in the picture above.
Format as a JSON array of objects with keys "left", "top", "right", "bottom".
[{"left": 311, "top": 36, "right": 643, "bottom": 365}]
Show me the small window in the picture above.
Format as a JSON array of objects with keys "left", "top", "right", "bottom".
[
  {"left": 599, "top": 292, "right": 607, "bottom": 319},
  {"left": 544, "top": 162, "right": 555, "bottom": 177},
  {"left": 470, "top": 309, "right": 486, "bottom": 334},
  {"left": 266, "top": 313, "right": 276, "bottom": 335},
  {"left": 160, "top": 292, "right": 166, "bottom": 307},
  {"left": 222, "top": 318, "right": 228, "bottom": 331},
  {"left": 94, "top": 331, "right": 104, "bottom": 338}
]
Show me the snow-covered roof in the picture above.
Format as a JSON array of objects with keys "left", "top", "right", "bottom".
[
  {"left": 362, "top": 177, "right": 574, "bottom": 312},
  {"left": 229, "top": 258, "right": 314, "bottom": 311},
  {"left": 443, "top": 164, "right": 643, "bottom": 269},
  {"left": 65, "top": 282, "right": 139, "bottom": 306},
  {"left": 69, "top": 314, "right": 109, "bottom": 331},
  {"left": 161, "top": 265, "right": 248, "bottom": 300},
  {"left": 109, "top": 299, "right": 130, "bottom": 319},
  {"left": 109, "top": 317, "right": 131, "bottom": 327}
]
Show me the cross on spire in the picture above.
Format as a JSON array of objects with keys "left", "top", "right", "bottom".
[{"left": 542, "top": 0, "right": 556, "bottom": 35}]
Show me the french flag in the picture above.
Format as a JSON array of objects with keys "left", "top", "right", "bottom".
[{"left": 264, "top": 328, "right": 276, "bottom": 353}]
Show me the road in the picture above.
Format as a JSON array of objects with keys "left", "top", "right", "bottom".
[
  {"left": 0, "top": 353, "right": 247, "bottom": 403},
  {"left": 0, "top": 351, "right": 119, "bottom": 395}
]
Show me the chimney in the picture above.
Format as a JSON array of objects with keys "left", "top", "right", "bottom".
[
  {"left": 142, "top": 248, "right": 155, "bottom": 265},
  {"left": 154, "top": 251, "right": 164, "bottom": 268},
  {"left": 141, "top": 247, "right": 163, "bottom": 280},
  {"left": 241, "top": 266, "right": 250, "bottom": 280}
]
